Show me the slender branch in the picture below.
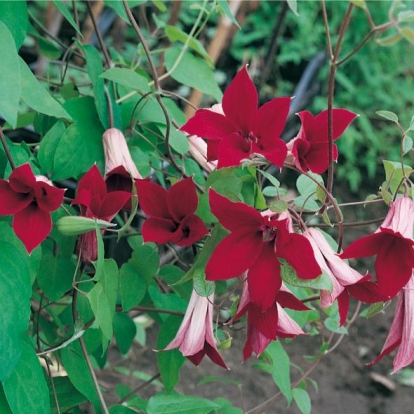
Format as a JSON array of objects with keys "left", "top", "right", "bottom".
[
  {"left": 118, "top": 373, "right": 161, "bottom": 404},
  {"left": 0, "top": 125, "right": 15, "bottom": 169},
  {"left": 85, "top": 0, "right": 112, "bottom": 68}
]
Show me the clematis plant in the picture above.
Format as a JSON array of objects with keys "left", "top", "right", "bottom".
[
  {"left": 206, "top": 189, "right": 321, "bottom": 311},
  {"left": 0, "top": 163, "right": 64, "bottom": 253},
  {"left": 71, "top": 164, "right": 133, "bottom": 262},
  {"left": 180, "top": 66, "right": 291, "bottom": 168},
  {"left": 163, "top": 289, "right": 227, "bottom": 368},
  {"left": 286, "top": 109, "right": 357, "bottom": 174},
  {"left": 135, "top": 177, "right": 208, "bottom": 247},
  {"left": 340, "top": 197, "right": 414, "bottom": 298}
]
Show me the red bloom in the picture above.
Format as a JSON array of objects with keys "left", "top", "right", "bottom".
[
  {"left": 163, "top": 289, "right": 227, "bottom": 369},
  {"left": 369, "top": 275, "right": 414, "bottom": 373},
  {"left": 341, "top": 197, "right": 414, "bottom": 298},
  {"left": 135, "top": 177, "right": 208, "bottom": 247},
  {"left": 286, "top": 109, "right": 357, "bottom": 174},
  {"left": 233, "top": 281, "right": 308, "bottom": 360},
  {"left": 180, "top": 66, "right": 290, "bottom": 169},
  {"left": 0, "top": 163, "right": 64, "bottom": 253},
  {"left": 71, "top": 165, "right": 132, "bottom": 262},
  {"left": 205, "top": 190, "right": 321, "bottom": 310}
]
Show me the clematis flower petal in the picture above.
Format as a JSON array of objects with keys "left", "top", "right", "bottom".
[
  {"left": 209, "top": 189, "right": 263, "bottom": 232},
  {"left": 0, "top": 180, "right": 32, "bottom": 214},
  {"left": 247, "top": 242, "right": 282, "bottom": 310},
  {"left": 206, "top": 230, "right": 263, "bottom": 281},
  {"left": 8, "top": 163, "right": 36, "bottom": 193},
  {"left": 217, "top": 132, "right": 251, "bottom": 168},
  {"left": 276, "top": 304, "right": 305, "bottom": 338},
  {"left": 141, "top": 217, "right": 178, "bottom": 245},
  {"left": 13, "top": 205, "right": 51, "bottom": 253},
  {"left": 254, "top": 97, "right": 291, "bottom": 141},
  {"left": 135, "top": 179, "right": 170, "bottom": 219},
  {"left": 180, "top": 109, "right": 236, "bottom": 140},
  {"left": 98, "top": 191, "right": 132, "bottom": 220},
  {"left": 253, "top": 138, "right": 288, "bottom": 168},
  {"left": 35, "top": 182, "right": 66, "bottom": 211},
  {"left": 174, "top": 214, "right": 209, "bottom": 247},
  {"left": 380, "top": 196, "right": 414, "bottom": 238},
  {"left": 222, "top": 66, "right": 257, "bottom": 134},
  {"left": 167, "top": 177, "right": 199, "bottom": 222},
  {"left": 76, "top": 164, "right": 107, "bottom": 205}
]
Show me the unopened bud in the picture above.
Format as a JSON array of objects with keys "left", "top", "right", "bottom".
[{"left": 57, "top": 216, "right": 116, "bottom": 236}]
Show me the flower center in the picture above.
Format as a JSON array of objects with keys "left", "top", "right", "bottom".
[{"left": 261, "top": 225, "right": 277, "bottom": 242}]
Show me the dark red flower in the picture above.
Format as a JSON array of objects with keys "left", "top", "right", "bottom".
[
  {"left": 286, "top": 109, "right": 357, "bottom": 174},
  {"left": 135, "top": 177, "right": 208, "bottom": 247},
  {"left": 233, "top": 281, "right": 308, "bottom": 360},
  {"left": 205, "top": 190, "right": 321, "bottom": 310},
  {"left": 0, "top": 163, "right": 64, "bottom": 253},
  {"left": 71, "top": 164, "right": 132, "bottom": 262},
  {"left": 340, "top": 197, "right": 414, "bottom": 298},
  {"left": 180, "top": 67, "right": 290, "bottom": 169}
]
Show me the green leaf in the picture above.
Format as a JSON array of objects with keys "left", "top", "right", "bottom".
[
  {"left": 165, "top": 49, "right": 223, "bottom": 102},
  {"left": 156, "top": 315, "right": 186, "bottom": 392},
  {"left": 51, "top": 97, "right": 105, "bottom": 179},
  {"left": 113, "top": 313, "right": 137, "bottom": 355},
  {"left": 101, "top": 67, "right": 151, "bottom": 93},
  {"left": 0, "top": 1, "right": 28, "bottom": 49},
  {"left": 286, "top": 0, "right": 299, "bottom": 15},
  {"left": 0, "top": 21, "right": 21, "bottom": 128},
  {"left": 19, "top": 58, "right": 71, "bottom": 120},
  {"left": 82, "top": 44, "right": 110, "bottom": 129},
  {"left": 403, "top": 135, "right": 413, "bottom": 155},
  {"left": 148, "top": 286, "right": 188, "bottom": 322},
  {"left": 259, "top": 169, "right": 281, "bottom": 189},
  {"left": 360, "top": 301, "right": 389, "bottom": 319},
  {"left": 281, "top": 263, "right": 331, "bottom": 291},
  {"left": 158, "top": 124, "right": 190, "bottom": 155},
  {"left": 212, "top": 398, "right": 243, "bottom": 414},
  {"left": 349, "top": 0, "right": 366, "bottom": 8},
  {"left": 129, "top": 244, "right": 159, "bottom": 282},
  {"left": 120, "top": 263, "right": 147, "bottom": 311},
  {"left": 294, "top": 195, "right": 320, "bottom": 212},
  {"left": 296, "top": 173, "right": 323, "bottom": 196},
  {"left": 217, "top": 0, "right": 240, "bottom": 28},
  {"left": 263, "top": 341, "right": 292, "bottom": 404},
  {"left": 398, "top": 10, "right": 414, "bottom": 22},
  {"left": 61, "top": 342, "right": 101, "bottom": 412},
  {"left": 110, "top": 405, "right": 139, "bottom": 414},
  {"left": 147, "top": 393, "right": 220, "bottom": 414},
  {"left": 38, "top": 121, "right": 66, "bottom": 174},
  {"left": 382, "top": 159, "right": 412, "bottom": 195},
  {"left": 37, "top": 36, "right": 61, "bottom": 59},
  {"left": 0, "top": 242, "right": 31, "bottom": 382},
  {"left": 292, "top": 388, "right": 311, "bottom": 414},
  {"left": 268, "top": 200, "right": 288, "bottom": 213},
  {"left": 376, "top": 110, "right": 399, "bottom": 123},
  {"left": 103, "top": 0, "right": 147, "bottom": 23},
  {"left": 0, "top": 386, "right": 12, "bottom": 414},
  {"left": 193, "top": 273, "right": 215, "bottom": 297},
  {"left": 165, "top": 26, "right": 212, "bottom": 65},
  {"left": 52, "top": 0, "right": 82, "bottom": 37},
  {"left": 2, "top": 336, "right": 50, "bottom": 414},
  {"left": 37, "top": 252, "right": 76, "bottom": 302},
  {"left": 47, "top": 376, "right": 88, "bottom": 414},
  {"left": 376, "top": 32, "right": 403, "bottom": 47},
  {"left": 399, "top": 27, "right": 414, "bottom": 44}
]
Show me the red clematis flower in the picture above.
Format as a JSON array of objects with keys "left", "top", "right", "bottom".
[
  {"left": 205, "top": 190, "right": 321, "bottom": 311},
  {"left": 163, "top": 289, "right": 227, "bottom": 368},
  {"left": 286, "top": 109, "right": 357, "bottom": 174},
  {"left": 180, "top": 66, "right": 290, "bottom": 169},
  {"left": 135, "top": 177, "right": 208, "bottom": 247},
  {"left": 0, "top": 163, "right": 64, "bottom": 253},
  {"left": 369, "top": 275, "right": 414, "bottom": 373},
  {"left": 233, "top": 281, "right": 308, "bottom": 360},
  {"left": 304, "top": 228, "right": 387, "bottom": 326},
  {"left": 340, "top": 197, "right": 414, "bottom": 298},
  {"left": 71, "top": 164, "right": 132, "bottom": 262}
]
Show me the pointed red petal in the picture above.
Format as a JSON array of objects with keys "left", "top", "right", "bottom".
[
  {"left": 254, "top": 138, "right": 287, "bottom": 167},
  {"left": 141, "top": 217, "right": 178, "bottom": 244},
  {"left": 248, "top": 242, "right": 282, "bottom": 310},
  {"left": 296, "top": 111, "right": 316, "bottom": 141},
  {"left": 206, "top": 230, "right": 263, "bottom": 281},
  {"left": 277, "top": 290, "right": 309, "bottom": 311},
  {"left": 277, "top": 233, "right": 321, "bottom": 279},
  {"left": 254, "top": 97, "right": 290, "bottom": 140},
  {"left": 217, "top": 132, "right": 251, "bottom": 168},
  {"left": 13, "top": 205, "right": 51, "bottom": 253},
  {"left": 168, "top": 178, "right": 198, "bottom": 221},
  {"left": 35, "top": 182, "right": 65, "bottom": 211},
  {"left": 206, "top": 139, "right": 220, "bottom": 161},
  {"left": 77, "top": 165, "right": 107, "bottom": 201},
  {"left": 337, "top": 290, "right": 350, "bottom": 326},
  {"left": 300, "top": 142, "right": 330, "bottom": 174},
  {"left": 340, "top": 233, "right": 383, "bottom": 260},
  {"left": 0, "top": 180, "right": 32, "bottom": 214},
  {"left": 175, "top": 215, "right": 209, "bottom": 247},
  {"left": 135, "top": 179, "right": 170, "bottom": 219},
  {"left": 222, "top": 66, "right": 258, "bottom": 134},
  {"left": 180, "top": 109, "right": 236, "bottom": 140},
  {"left": 209, "top": 189, "right": 263, "bottom": 231},
  {"left": 313, "top": 108, "right": 358, "bottom": 142},
  {"left": 8, "top": 163, "right": 36, "bottom": 193},
  {"left": 98, "top": 191, "right": 132, "bottom": 220},
  {"left": 204, "top": 342, "right": 228, "bottom": 369}
]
